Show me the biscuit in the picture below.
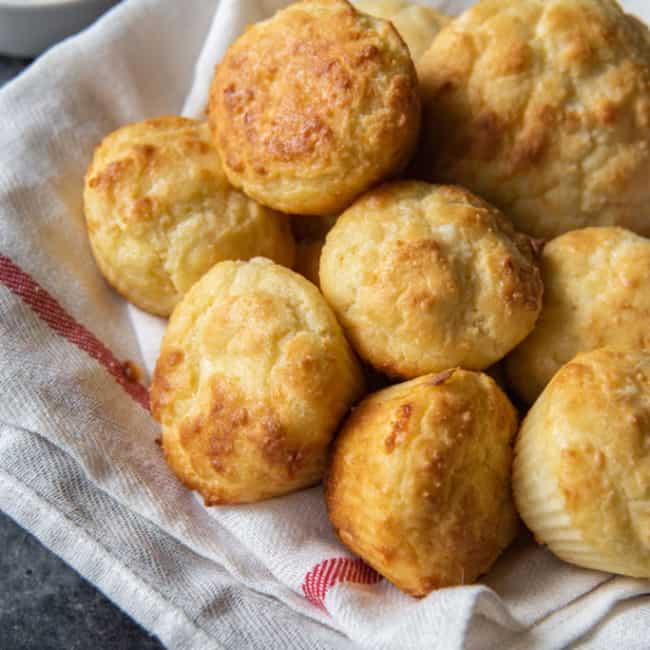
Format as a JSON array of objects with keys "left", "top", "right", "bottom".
[
  {"left": 319, "top": 182, "right": 543, "bottom": 378},
  {"left": 353, "top": 0, "right": 451, "bottom": 60},
  {"left": 326, "top": 368, "right": 519, "bottom": 596},
  {"left": 416, "top": 0, "right": 650, "bottom": 239},
  {"left": 84, "top": 116, "right": 295, "bottom": 316},
  {"left": 506, "top": 227, "right": 650, "bottom": 404},
  {"left": 513, "top": 347, "right": 650, "bottom": 578},
  {"left": 208, "top": 0, "right": 421, "bottom": 216},
  {"left": 150, "top": 258, "right": 364, "bottom": 504}
]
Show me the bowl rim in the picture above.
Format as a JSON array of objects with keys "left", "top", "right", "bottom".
[{"left": 0, "top": 0, "right": 110, "bottom": 9}]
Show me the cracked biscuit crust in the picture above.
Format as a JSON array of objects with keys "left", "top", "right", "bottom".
[
  {"left": 416, "top": 0, "right": 650, "bottom": 239},
  {"left": 319, "top": 181, "right": 543, "bottom": 378},
  {"left": 507, "top": 227, "right": 650, "bottom": 404},
  {"left": 150, "top": 258, "right": 364, "bottom": 505},
  {"left": 84, "top": 116, "right": 295, "bottom": 316},
  {"left": 325, "top": 369, "right": 519, "bottom": 596},
  {"left": 513, "top": 348, "right": 650, "bottom": 577},
  {"left": 208, "top": 0, "right": 421, "bottom": 216}
]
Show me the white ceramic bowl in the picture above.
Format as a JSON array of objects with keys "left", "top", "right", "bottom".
[{"left": 0, "top": 0, "right": 118, "bottom": 58}]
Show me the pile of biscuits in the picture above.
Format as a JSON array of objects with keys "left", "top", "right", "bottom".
[{"left": 83, "top": 0, "right": 650, "bottom": 597}]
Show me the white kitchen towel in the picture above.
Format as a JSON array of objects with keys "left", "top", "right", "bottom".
[{"left": 0, "top": 1, "right": 648, "bottom": 649}]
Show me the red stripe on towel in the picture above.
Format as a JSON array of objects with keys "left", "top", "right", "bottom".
[
  {"left": 0, "top": 255, "right": 150, "bottom": 411},
  {"left": 302, "top": 557, "right": 381, "bottom": 610}
]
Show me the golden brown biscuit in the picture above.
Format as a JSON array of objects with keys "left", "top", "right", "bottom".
[
  {"left": 514, "top": 347, "right": 650, "bottom": 578},
  {"left": 84, "top": 116, "right": 295, "bottom": 316},
  {"left": 151, "top": 258, "right": 364, "bottom": 504},
  {"left": 326, "top": 368, "right": 519, "bottom": 596},
  {"left": 353, "top": 0, "right": 451, "bottom": 60},
  {"left": 506, "top": 227, "right": 650, "bottom": 404},
  {"left": 416, "top": 0, "right": 650, "bottom": 239},
  {"left": 319, "top": 182, "right": 543, "bottom": 378},
  {"left": 209, "top": 0, "right": 421, "bottom": 216}
]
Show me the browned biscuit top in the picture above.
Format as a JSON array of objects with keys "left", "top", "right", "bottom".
[
  {"left": 209, "top": 0, "right": 420, "bottom": 216},
  {"left": 416, "top": 0, "right": 650, "bottom": 239}
]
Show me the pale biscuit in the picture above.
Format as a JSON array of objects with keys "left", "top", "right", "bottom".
[
  {"left": 326, "top": 368, "right": 519, "bottom": 596},
  {"left": 319, "top": 182, "right": 543, "bottom": 378},
  {"left": 151, "top": 258, "right": 364, "bottom": 505},
  {"left": 84, "top": 116, "right": 295, "bottom": 316},
  {"left": 353, "top": 0, "right": 451, "bottom": 61},
  {"left": 506, "top": 227, "right": 650, "bottom": 404},
  {"left": 209, "top": 0, "right": 421, "bottom": 216},
  {"left": 513, "top": 347, "right": 650, "bottom": 578},
  {"left": 416, "top": 0, "right": 650, "bottom": 239}
]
